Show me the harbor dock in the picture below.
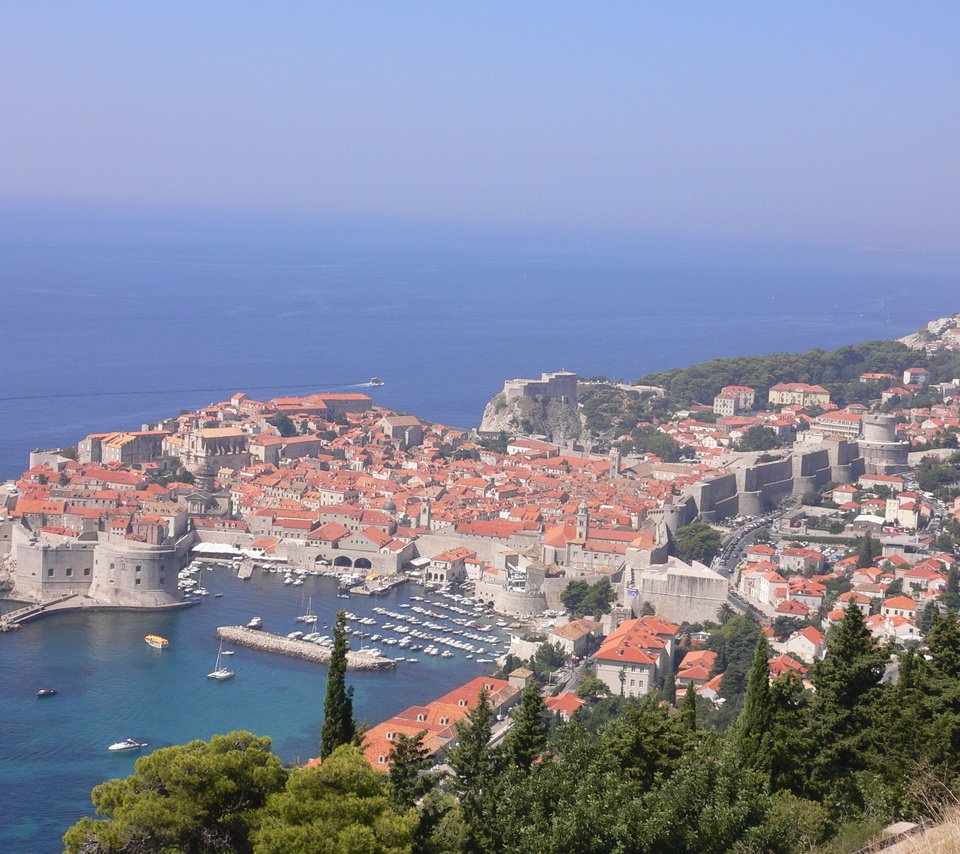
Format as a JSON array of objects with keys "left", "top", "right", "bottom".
[{"left": 215, "top": 625, "right": 396, "bottom": 670}]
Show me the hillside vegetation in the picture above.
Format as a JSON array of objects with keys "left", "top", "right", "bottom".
[{"left": 638, "top": 340, "right": 922, "bottom": 407}]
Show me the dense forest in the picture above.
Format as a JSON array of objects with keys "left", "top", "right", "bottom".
[{"left": 64, "top": 606, "right": 960, "bottom": 854}]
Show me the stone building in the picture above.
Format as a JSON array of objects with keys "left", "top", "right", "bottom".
[{"left": 503, "top": 371, "right": 578, "bottom": 405}]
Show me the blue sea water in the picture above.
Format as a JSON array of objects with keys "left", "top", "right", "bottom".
[
  {"left": 1, "top": 214, "right": 958, "bottom": 481},
  {"left": 0, "top": 212, "right": 959, "bottom": 851},
  {"left": 0, "top": 571, "right": 511, "bottom": 852}
]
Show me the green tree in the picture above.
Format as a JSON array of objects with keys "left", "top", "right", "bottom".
[
  {"left": 918, "top": 600, "right": 939, "bottom": 635},
  {"left": 603, "top": 697, "right": 688, "bottom": 791},
  {"left": 560, "top": 580, "right": 589, "bottom": 616},
  {"left": 677, "top": 682, "right": 697, "bottom": 733},
  {"left": 503, "top": 681, "right": 549, "bottom": 771},
  {"left": 730, "top": 635, "right": 773, "bottom": 779},
  {"left": 251, "top": 745, "right": 416, "bottom": 854},
  {"left": 942, "top": 566, "right": 960, "bottom": 612},
  {"left": 446, "top": 690, "right": 496, "bottom": 852},
  {"left": 561, "top": 579, "right": 615, "bottom": 618},
  {"left": 857, "top": 532, "right": 877, "bottom": 568},
  {"left": 321, "top": 609, "right": 356, "bottom": 758},
  {"left": 267, "top": 413, "right": 298, "bottom": 437},
  {"left": 388, "top": 731, "right": 438, "bottom": 811},
  {"left": 736, "top": 425, "right": 781, "bottom": 452},
  {"left": 809, "top": 601, "right": 889, "bottom": 809},
  {"left": 575, "top": 675, "right": 610, "bottom": 700},
  {"left": 63, "top": 732, "right": 287, "bottom": 854},
  {"left": 716, "top": 602, "right": 735, "bottom": 625},
  {"left": 674, "top": 521, "right": 723, "bottom": 565}
]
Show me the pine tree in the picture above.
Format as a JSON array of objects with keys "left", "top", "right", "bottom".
[
  {"left": 320, "top": 609, "right": 355, "bottom": 758},
  {"left": 388, "top": 730, "right": 437, "bottom": 810},
  {"left": 447, "top": 689, "right": 496, "bottom": 852},
  {"left": 503, "top": 681, "right": 549, "bottom": 771},
  {"left": 731, "top": 635, "right": 773, "bottom": 778},
  {"left": 809, "top": 601, "right": 889, "bottom": 807}
]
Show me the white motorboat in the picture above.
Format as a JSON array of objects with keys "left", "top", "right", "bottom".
[
  {"left": 207, "top": 641, "right": 235, "bottom": 680},
  {"left": 108, "top": 738, "right": 148, "bottom": 752},
  {"left": 246, "top": 617, "right": 263, "bottom": 629}
]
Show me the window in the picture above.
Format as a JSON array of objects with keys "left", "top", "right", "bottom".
[
  {"left": 65, "top": 568, "right": 73, "bottom": 577},
  {"left": 135, "top": 565, "right": 142, "bottom": 572},
  {"left": 135, "top": 578, "right": 141, "bottom": 585},
  {"left": 83, "top": 568, "right": 90, "bottom": 576},
  {"left": 417, "top": 714, "right": 425, "bottom": 722},
  {"left": 47, "top": 568, "right": 55, "bottom": 577}
]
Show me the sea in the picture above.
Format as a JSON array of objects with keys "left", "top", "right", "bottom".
[{"left": 1, "top": 210, "right": 958, "bottom": 851}]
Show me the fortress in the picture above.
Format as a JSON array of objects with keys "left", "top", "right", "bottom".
[
  {"left": 3, "top": 517, "right": 192, "bottom": 609},
  {"left": 503, "top": 371, "right": 578, "bottom": 405}
]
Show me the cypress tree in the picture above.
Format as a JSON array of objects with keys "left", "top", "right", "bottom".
[
  {"left": 677, "top": 681, "right": 697, "bottom": 732},
  {"left": 857, "top": 532, "right": 876, "bottom": 568},
  {"left": 731, "top": 635, "right": 773, "bottom": 778},
  {"left": 662, "top": 670, "right": 677, "bottom": 705},
  {"left": 503, "top": 681, "right": 549, "bottom": 770},
  {"left": 320, "top": 609, "right": 355, "bottom": 758}
]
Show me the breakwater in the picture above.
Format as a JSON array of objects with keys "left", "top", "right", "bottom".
[{"left": 215, "top": 625, "right": 396, "bottom": 670}]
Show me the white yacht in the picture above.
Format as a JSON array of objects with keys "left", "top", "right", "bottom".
[
  {"left": 246, "top": 617, "right": 263, "bottom": 629},
  {"left": 108, "top": 738, "right": 148, "bottom": 752}
]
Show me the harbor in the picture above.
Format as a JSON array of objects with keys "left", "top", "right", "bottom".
[{"left": 0, "top": 564, "right": 512, "bottom": 852}]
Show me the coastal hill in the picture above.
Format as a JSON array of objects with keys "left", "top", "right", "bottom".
[{"left": 478, "top": 316, "right": 960, "bottom": 447}]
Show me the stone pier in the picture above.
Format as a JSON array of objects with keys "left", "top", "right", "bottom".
[{"left": 215, "top": 626, "right": 396, "bottom": 670}]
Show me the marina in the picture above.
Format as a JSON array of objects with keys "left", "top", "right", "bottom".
[{"left": 0, "top": 566, "right": 512, "bottom": 852}]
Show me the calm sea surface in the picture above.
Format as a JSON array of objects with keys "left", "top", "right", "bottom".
[
  {"left": 0, "top": 571, "right": 511, "bottom": 852},
  {"left": 0, "top": 220, "right": 958, "bottom": 851}
]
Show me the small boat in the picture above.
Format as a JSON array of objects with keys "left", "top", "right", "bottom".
[
  {"left": 296, "top": 597, "right": 318, "bottom": 624},
  {"left": 144, "top": 635, "right": 169, "bottom": 650},
  {"left": 214, "top": 593, "right": 224, "bottom": 598},
  {"left": 246, "top": 617, "right": 263, "bottom": 629},
  {"left": 287, "top": 631, "right": 304, "bottom": 640},
  {"left": 220, "top": 650, "right": 235, "bottom": 656},
  {"left": 108, "top": 738, "right": 148, "bottom": 752},
  {"left": 207, "top": 641, "right": 235, "bottom": 680},
  {"left": 36, "top": 688, "right": 57, "bottom": 697},
  {"left": 369, "top": 377, "right": 384, "bottom": 386}
]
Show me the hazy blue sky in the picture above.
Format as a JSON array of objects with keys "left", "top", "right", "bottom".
[{"left": 2, "top": 3, "right": 959, "bottom": 250}]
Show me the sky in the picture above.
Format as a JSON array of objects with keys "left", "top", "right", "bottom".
[{"left": 1, "top": 2, "right": 959, "bottom": 252}]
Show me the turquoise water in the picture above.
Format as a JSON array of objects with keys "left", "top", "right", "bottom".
[{"left": 0, "top": 570, "right": 508, "bottom": 852}]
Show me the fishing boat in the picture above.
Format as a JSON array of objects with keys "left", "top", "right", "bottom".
[
  {"left": 207, "top": 641, "right": 235, "bottom": 680},
  {"left": 108, "top": 738, "right": 148, "bottom": 752},
  {"left": 36, "top": 688, "right": 57, "bottom": 697},
  {"left": 144, "top": 635, "right": 169, "bottom": 650}
]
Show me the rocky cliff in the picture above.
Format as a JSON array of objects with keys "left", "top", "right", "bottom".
[{"left": 479, "top": 391, "right": 583, "bottom": 444}]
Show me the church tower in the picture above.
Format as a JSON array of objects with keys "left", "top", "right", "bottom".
[
  {"left": 575, "top": 501, "right": 589, "bottom": 541},
  {"left": 609, "top": 446, "right": 622, "bottom": 480}
]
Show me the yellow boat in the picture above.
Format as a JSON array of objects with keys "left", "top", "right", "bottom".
[{"left": 145, "top": 635, "right": 169, "bottom": 650}]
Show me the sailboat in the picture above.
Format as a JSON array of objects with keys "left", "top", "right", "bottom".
[
  {"left": 296, "top": 595, "right": 317, "bottom": 624},
  {"left": 207, "top": 640, "right": 235, "bottom": 680}
]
